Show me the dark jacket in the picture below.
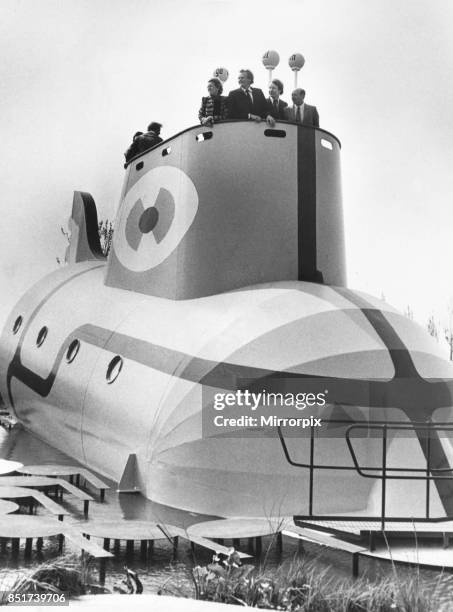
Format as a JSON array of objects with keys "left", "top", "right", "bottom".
[
  {"left": 266, "top": 97, "right": 288, "bottom": 121},
  {"left": 284, "top": 103, "right": 319, "bottom": 127},
  {"left": 198, "top": 95, "right": 228, "bottom": 123},
  {"left": 124, "top": 131, "right": 162, "bottom": 164},
  {"left": 135, "top": 131, "right": 163, "bottom": 153},
  {"left": 124, "top": 140, "right": 142, "bottom": 163},
  {"left": 226, "top": 87, "right": 268, "bottom": 120}
]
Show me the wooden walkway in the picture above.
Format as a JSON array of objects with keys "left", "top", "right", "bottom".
[
  {"left": 0, "top": 476, "right": 93, "bottom": 517},
  {"left": 76, "top": 520, "right": 253, "bottom": 561},
  {"left": 0, "top": 499, "right": 19, "bottom": 514},
  {"left": 0, "top": 516, "right": 112, "bottom": 558},
  {"left": 284, "top": 522, "right": 453, "bottom": 576},
  {"left": 19, "top": 464, "right": 110, "bottom": 501},
  {"left": 296, "top": 519, "right": 453, "bottom": 550},
  {"left": 0, "top": 486, "right": 69, "bottom": 519},
  {"left": 283, "top": 525, "right": 368, "bottom": 577}
]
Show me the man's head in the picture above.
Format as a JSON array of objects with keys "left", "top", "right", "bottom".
[
  {"left": 291, "top": 88, "right": 306, "bottom": 106},
  {"left": 238, "top": 69, "right": 253, "bottom": 88},
  {"left": 147, "top": 121, "right": 162, "bottom": 134},
  {"left": 269, "top": 79, "right": 284, "bottom": 99},
  {"left": 133, "top": 131, "right": 143, "bottom": 141}
]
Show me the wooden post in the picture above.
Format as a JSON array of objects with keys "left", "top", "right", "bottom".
[
  {"left": 247, "top": 537, "right": 254, "bottom": 553},
  {"left": 25, "top": 538, "right": 33, "bottom": 557},
  {"left": 233, "top": 538, "right": 241, "bottom": 548},
  {"left": 103, "top": 538, "right": 110, "bottom": 552},
  {"left": 277, "top": 532, "right": 283, "bottom": 554},
  {"left": 140, "top": 540, "right": 147, "bottom": 559},
  {"left": 58, "top": 534, "right": 64, "bottom": 553},
  {"left": 11, "top": 538, "right": 20, "bottom": 556},
  {"left": 126, "top": 540, "right": 134, "bottom": 556},
  {"left": 147, "top": 539, "right": 154, "bottom": 557},
  {"left": 114, "top": 539, "right": 120, "bottom": 554},
  {"left": 99, "top": 558, "right": 106, "bottom": 586},
  {"left": 172, "top": 536, "right": 179, "bottom": 560},
  {"left": 352, "top": 553, "right": 359, "bottom": 578},
  {"left": 255, "top": 537, "right": 262, "bottom": 557}
]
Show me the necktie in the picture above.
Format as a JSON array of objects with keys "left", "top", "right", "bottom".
[
  {"left": 274, "top": 100, "right": 278, "bottom": 111},
  {"left": 295, "top": 105, "right": 301, "bottom": 123},
  {"left": 245, "top": 89, "right": 252, "bottom": 104}
]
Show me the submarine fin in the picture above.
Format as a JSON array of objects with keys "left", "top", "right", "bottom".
[
  {"left": 117, "top": 453, "right": 141, "bottom": 493},
  {"left": 65, "top": 191, "right": 105, "bottom": 263}
]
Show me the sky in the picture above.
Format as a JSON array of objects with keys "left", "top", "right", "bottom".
[{"left": 1, "top": 0, "right": 453, "bottom": 344}]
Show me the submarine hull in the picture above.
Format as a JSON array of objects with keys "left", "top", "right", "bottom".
[{"left": 2, "top": 263, "right": 453, "bottom": 518}]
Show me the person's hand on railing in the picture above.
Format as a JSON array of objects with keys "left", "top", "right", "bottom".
[
  {"left": 266, "top": 114, "right": 276, "bottom": 128},
  {"left": 201, "top": 116, "right": 214, "bottom": 126}
]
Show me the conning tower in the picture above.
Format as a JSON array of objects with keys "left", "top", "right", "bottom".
[{"left": 105, "top": 121, "right": 345, "bottom": 298}]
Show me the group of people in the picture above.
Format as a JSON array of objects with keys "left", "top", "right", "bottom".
[
  {"left": 124, "top": 69, "right": 319, "bottom": 164},
  {"left": 198, "top": 68, "right": 319, "bottom": 128}
]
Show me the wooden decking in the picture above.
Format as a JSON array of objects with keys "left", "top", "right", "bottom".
[
  {"left": 285, "top": 520, "right": 453, "bottom": 575},
  {"left": 0, "top": 486, "right": 70, "bottom": 519},
  {"left": 76, "top": 520, "right": 253, "bottom": 560},
  {"left": 0, "top": 516, "right": 112, "bottom": 558},
  {"left": 0, "top": 499, "right": 19, "bottom": 514},
  {"left": 19, "top": 464, "right": 110, "bottom": 501},
  {"left": 296, "top": 518, "right": 453, "bottom": 538},
  {"left": 0, "top": 476, "right": 93, "bottom": 517}
]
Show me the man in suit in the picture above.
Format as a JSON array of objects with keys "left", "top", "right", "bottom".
[
  {"left": 284, "top": 89, "right": 319, "bottom": 127},
  {"left": 266, "top": 78, "right": 288, "bottom": 127},
  {"left": 227, "top": 69, "right": 268, "bottom": 121}
]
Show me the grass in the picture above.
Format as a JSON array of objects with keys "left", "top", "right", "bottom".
[
  {"left": 1, "top": 544, "right": 453, "bottom": 610},
  {"left": 0, "top": 554, "right": 96, "bottom": 603},
  {"left": 187, "top": 551, "right": 453, "bottom": 611}
]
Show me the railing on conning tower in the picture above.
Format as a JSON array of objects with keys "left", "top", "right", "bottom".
[
  {"left": 124, "top": 120, "right": 341, "bottom": 168},
  {"left": 279, "top": 421, "right": 453, "bottom": 528}
]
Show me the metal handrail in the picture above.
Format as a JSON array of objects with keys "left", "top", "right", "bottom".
[
  {"left": 345, "top": 423, "right": 453, "bottom": 479},
  {"left": 278, "top": 419, "right": 453, "bottom": 524}
]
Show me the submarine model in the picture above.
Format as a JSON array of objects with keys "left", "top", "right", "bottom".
[{"left": 1, "top": 117, "right": 453, "bottom": 521}]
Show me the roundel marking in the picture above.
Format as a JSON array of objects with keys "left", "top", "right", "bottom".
[
  {"left": 138, "top": 207, "right": 159, "bottom": 234},
  {"left": 113, "top": 166, "right": 199, "bottom": 272}
]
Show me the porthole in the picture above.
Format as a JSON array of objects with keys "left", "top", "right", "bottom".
[
  {"left": 136, "top": 161, "right": 144, "bottom": 171},
  {"left": 36, "top": 326, "right": 48, "bottom": 347},
  {"left": 106, "top": 355, "right": 123, "bottom": 384},
  {"left": 13, "top": 316, "right": 23, "bottom": 334},
  {"left": 162, "top": 146, "right": 172, "bottom": 157},
  {"left": 66, "top": 339, "right": 80, "bottom": 363},
  {"left": 321, "top": 138, "right": 333, "bottom": 150},
  {"left": 264, "top": 129, "right": 286, "bottom": 138},
  {"left": 196, "top": 132, "right": 213, "bottom": 142}
]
